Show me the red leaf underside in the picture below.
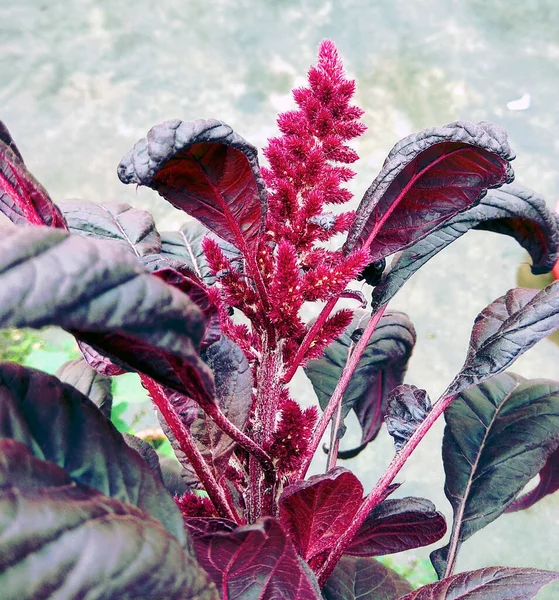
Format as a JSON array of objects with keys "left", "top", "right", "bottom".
[
  {"left": 152, "top": 142, "right": 262, "bottom": 253},
  {"left": 362, "top": 142, "right": 510, "bottom": 261}
]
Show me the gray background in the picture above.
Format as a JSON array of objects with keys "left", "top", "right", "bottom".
[{"left": 2, "top": 0, "right": 558, "bottom": 595}]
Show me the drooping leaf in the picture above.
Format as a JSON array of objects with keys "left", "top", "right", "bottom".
[
  {"left": 0, "top": 362, "right": 186, "bottom": 543},
  {"left": 117, "top": 119, "right": 268, "bottom": 254},
  {"left": 305, "top": 310, "right": 415, "bottom": 456},
  {"left": 55, "top": 357, "right": 113, "bottom": 418},
  {"left": 191, "top": 517, "right": 322, "bottom": 599},
  {"left": 0, "top": 439, "right": 218, "bottom": 600},
  {"left": 344, "top": 121, "right": 515, "bottom": 262},
  {"left": 432, "top": 373, "right": 559, "bottom": 577},
  {"left": 322, "top": 556, "right": 413, "bottom": 600},
  {"left": 76, "top": 339, "right": 127, "bottom": 376},
  {"left": 191, "top": 336, "right": 252, "bottom": 476},
  {"left": 0, "top": 122, "right": 67, "bottom": 228},
  {"left": 397, "top": 566, "right": 559, "bottom": 600},
  {"left": 506, "top": 446, "right": 559, "bottom": 512},
  {"left": 346, "top": 497, "right": 446, "bottom": 557},
  {"left": 372, "top": 184, "right": 559, "bottom": 309},
  {"left": 444, "top": 283, "right": 559, "bottom": 398},
  {"left": 153, "top": 267, "right": 221, "bottom": 349},
  {"left": 0, "top": 225, "right": 214, "bottom": 402},
  {"left": 385, "top": 385, "right": 432, "bottom": 452},
  {"left": 278, "top": 468, "right": 363, "bottom": 566},
  {"left": 58, "top": 198, "right": 162, "bottom": 257}
]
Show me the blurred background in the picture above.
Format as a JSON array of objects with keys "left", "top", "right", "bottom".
[{"left": 1, "top": 0, "right": 559, "bottom": 594}]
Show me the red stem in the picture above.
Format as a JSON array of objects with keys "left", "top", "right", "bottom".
[
  {"left": 282, "top": 297, "right": 338, "bottom": 384},
  {"left": 203, "top": 401, "right": 275, "bottom": 474},
  {"left": 317, "top": 391, "right": 458, "bottom": 586},
  {"left": 141, "top": 376, "right": 239, "bottom": 522},
  {"left": 326, "top": 338, "right": 356, "bottom": 471},
  {"left": 297, "top": 305, "right": 387, "bottom": 480}
]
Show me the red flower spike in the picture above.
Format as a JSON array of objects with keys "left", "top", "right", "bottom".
[
  {"left": 176, "top": 492, "right": 218, "bottom": 519},
  {"left": 303, "top": 309, "right": 354, "bottom": 363},
  {"left": 303, "top": 248, "right": 370, "bottom": 301},
  {"left": 263, "top": 39, "right": 365, "bottom": 250},
  {"left": 269, "top": 399, "right": 319, "bottom": 475},
  {"left": 269, "top": 239, "right": 306, "bottom": 337}
]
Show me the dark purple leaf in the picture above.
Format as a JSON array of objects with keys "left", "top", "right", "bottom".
[
  {"left": 58, "top": 198, "right": 162, "bottom": 257},
  {"left": 153, "top": 267, "right": 221, "bottom": 349},
  {"left": 432, "top": 373, "right": 559, "bottom": 577},
  {"left": 278, "top": 467, "right": 363, "bottom": 565},
  {"left": 55, "top": 357, "right": 113, "bottom": 418},
  {"left": 445, "top": 283, "right": 559, "bottom": 398},
  {"left": 0, "top": 119, "right": 24, "bottom": 162},
  {"left": 305, "top": 310, "right": 415, "bottom": 457},
  {"left": 322, "top": 556, "right": 413, "bottom": 600},
  {"left": 346, "top": 497, "right": 446, "bottom": 557},
  {"left": 0, "top": 225, "right": 215, "bottom": 403},
  {"left": 77, "top": 340, "right": 127, "bottom": 376},
  {"left": 0, "top": 122, "right": 67, "bottom": 228},
  {"left": 398, "top": 566, "right": 559, "bottom": 600},
  {"left": 0, "top": 362, "right": 186, "bottom": 543},
  {"left": 192, "top": 517, "right": 322, "bottom": 599},
  {"left": 191, "top": 336, "right": 252, "bottom": 477},
  {"left": 0, "top": 439, "right": 218, "bottom": 600},
  {"left": 385, "top": 385, "right": 432, "bottom": 452},
  {"left": 118, "top": 119, "right": 268, "bottom": 255},
  {"left": 506, "top": 446, "right": 559, "bottom": 512},
  {"left": 344, "top": 121, "right": 514, "bottom": 262},
  {"left": 372, "top": 184, "right": 559, "bottom": 309}
]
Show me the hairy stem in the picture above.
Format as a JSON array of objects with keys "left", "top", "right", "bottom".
[
  {"left": 326, "top": 398, "right": 343, "bottom": 471},
  {"left": 298, "top": 305, "right": 387, "bottom": 479},
  {"left": 282, "top": 297, "right": 338, "bottom": 384},
  {"left": 141, "top": 376, "right": 239, "bottom": 522},
  {"left": 204, "top": 402, "right": 275, "bottom": 474},
  {"left": 326, "top": 338, "right": 355, "bottom": 471},
  {"left": 317, "top": 391, "right": 458, "bottom": 586}
]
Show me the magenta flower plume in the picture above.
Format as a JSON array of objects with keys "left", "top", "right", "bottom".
[{"left": 262, "top": 39, "right": 366, "bottom": 252}]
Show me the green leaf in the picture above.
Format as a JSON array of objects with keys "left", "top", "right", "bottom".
[
  {"left": 55, "top": 357, "right": 113, "bottom": 418},
  {"left": 0, "top": 439, "right": 218, "bottom": 600},
  {"left": 0, "top": 362, "right": 186, "bottom": 544},
  {"left": 59, "top": 198, "right": 162, "bottom": 257},
  {"left": 304, "top": 310, "right": 415, "bottom": 454},
  {"left": 322, "top": 556, "right": 413, "bottom": 600},
  {"left": 432, "top": 373, "right": 559, "bottom": 577},
  {"left": 398, "top": 566, "right": 559, "bottom": 600}
]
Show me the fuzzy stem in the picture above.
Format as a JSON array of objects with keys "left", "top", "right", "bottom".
[
  {"left": 326, "top": 338, "right": 356, "bottom": 471},
  {"left": 298, "top": 305, "right": 387, "bottom": 479},
  {"left": 326, "top": 398, "right": 343, "bottom": 471},
  {"left": 204, "top": 402, "right": 275, "bottom": 474},
  {"left": 141, "top": 376, "right": 239, "bottom": 522},
  {"left": 316, "top": 391, "right": 458, "bottom": 586},
  {"left": 281, "top": 297, "right": 338, "bottom": 384}
]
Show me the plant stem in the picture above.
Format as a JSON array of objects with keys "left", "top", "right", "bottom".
[
  {"left": 326, "top": 338, "right": 355, "bottom": 471},
  {"left": 282, "top": 297, "right": 338, "bottom": 384},
  {"left": 298, "top": 305, "right": 387, "bottom": 480},
  {"left": 316, "top": 391, "right": 458, "bottom": 586},
  {"left": 326, "top": 398, "right": 343, "bottom": 471},
  {"left": 204, "top": 402, "right": 275, "bottom": 474},
  {"left": 141, "top": 376, "right": 239, "bottom": 522}
]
